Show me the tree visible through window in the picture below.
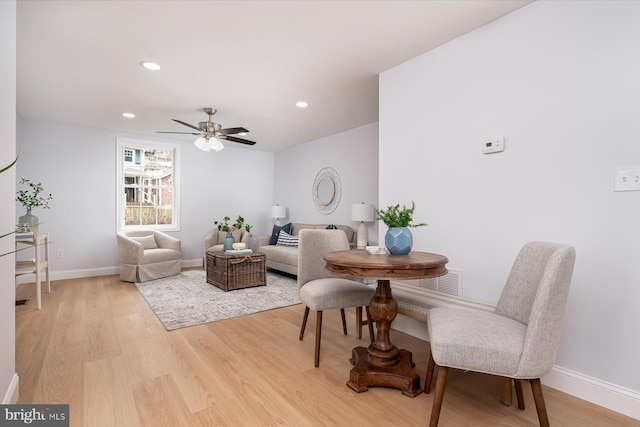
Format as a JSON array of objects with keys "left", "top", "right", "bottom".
[{"left": 117, "top": 138, "right": 180, "bottom": 230}]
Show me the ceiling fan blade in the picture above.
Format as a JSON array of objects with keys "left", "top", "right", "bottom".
[
  {"left": 223, "top": 135, "right": 257, "bottom": 146},
  {"left": 157, "top": 131, "right": 201, "bottom": 135},
  {"left": 172, "top": 119, "right": 202, "bottom": 132},
  {"left": 219, "top": 127, "right": 249, "bottom": 135}
]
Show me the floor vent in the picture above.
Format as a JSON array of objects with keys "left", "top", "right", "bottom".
[
  {"left": 15, "top": 299, "right": 29, "bottom": 306},
  {"left": 417, "top": 269, "right": 462, "bottom": 296}
]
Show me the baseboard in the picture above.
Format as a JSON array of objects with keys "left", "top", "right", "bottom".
[
  {"left": 15, "top": 259, "right": 203, "bottom": 285},
  {"left": 543, "top": 366, "right": 640, "bottom": 421},
  {"left": 2, "top": 373, "right": 19, "bottom": 404}
]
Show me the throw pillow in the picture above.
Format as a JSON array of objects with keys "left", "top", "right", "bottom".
[
  {"left": 131, "top": 235, "right": 158, "bottom": 249},
  {"left": 270, "top": 222, "right": 292, "bottom": 245},
  {"left": 276, "top": 230, "right": 299, "bottom": 247},
  {"left": 326, "top": 224, "right": 337, "bottom": 229}
]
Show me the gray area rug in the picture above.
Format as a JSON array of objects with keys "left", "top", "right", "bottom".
[{"left": 135, "top": 270, "right": 300, "bottom": 331}]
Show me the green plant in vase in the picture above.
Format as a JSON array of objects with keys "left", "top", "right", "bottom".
[
  {"left": 16, "top": 178, "right": 53, "bottom": 231},
  {"left": 376, "top": 201, "right": 427, "bottom": 255},
  {"left": 215, "top": 215, "right": 253, "bottom": 251}
]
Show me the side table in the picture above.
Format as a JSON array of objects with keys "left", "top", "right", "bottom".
[
  {"left": 15, "top": 233, "right": 51, "bottom": 310},
  {"left": 324, "top": 249, "right": 448, "bottom": 397}
]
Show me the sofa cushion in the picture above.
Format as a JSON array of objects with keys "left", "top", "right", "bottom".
[
  {"left": 276, "top": 231, "right": 299, "bottom": 247},
  {"left": 131, "top": 235, "right": 158, "bottom": 249},
  {"left": 270, "top": 222, "right": 292, "bottom": 245},
  {"left": 291, "top": 223, "right": 354, "bottom": 243},
  {"left": 260, "top": 244, "right": 298, "bottom": 266}
]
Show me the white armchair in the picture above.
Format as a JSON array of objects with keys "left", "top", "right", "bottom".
[
  {"left": 203, "top": 229, "right": 250, "bottom": 268},
  {"left": 116, "top": 230, "right": 182, "bottom": 282}
]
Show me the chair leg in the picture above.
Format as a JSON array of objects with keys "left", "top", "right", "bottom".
[
  {"left": 425, "top": 352, "right": 436, "bottom": 394},
  {"left": 429, "top": 365, "right": 448, "bottom": 427},
  {"left": 299, "top": 306, "right": 310, "bottom": 340},
  {"left": 365, "top": 306, "right": 374, "bottom": 344},
  {"left": 514, "top": 379, "right": 525, "bottom": 410},
  {"left": 530, "top": 378, "right": 550, "bottom": 427},
  {"left": 314, "top": 311, "right": 323, "bottom": 367},
  {"left": 356, "top": 306, "right": 363, "bottom": 339},
  {"left": 340, "top": 308, "right": 347, "bottom": 335}
]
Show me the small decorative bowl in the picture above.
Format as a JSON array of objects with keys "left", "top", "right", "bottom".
[{"left": 232, "top": 243, "right": 247, "bottom": 250}]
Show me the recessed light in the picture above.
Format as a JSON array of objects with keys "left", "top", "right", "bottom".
[
  {"left": 122, "top": 112, "right": 135, "bottom": 118},
  {"left": 141, "top": 61, "right": 161, "bottom": 71},
  {"left": 296, "top": 101, "right": 308, "bottom": 108}
]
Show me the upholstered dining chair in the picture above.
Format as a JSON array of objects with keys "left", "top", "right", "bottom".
[
  {"left": 425, "top": 241, "right": 576, "bottom": 427},
  {"left": 116, "top": 230, "right": 182, "bottom": 282},
  {"left": 298, "top": 229, "right": 376, "bottom": 367}
]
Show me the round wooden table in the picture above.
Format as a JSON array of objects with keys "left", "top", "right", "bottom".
[{"left": 324, "top": 249, "right": 448, "bottom": 397}]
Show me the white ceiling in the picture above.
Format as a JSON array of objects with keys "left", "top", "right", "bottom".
[{"left": 16, "top": 0, "right": 530, "bottom": 152}]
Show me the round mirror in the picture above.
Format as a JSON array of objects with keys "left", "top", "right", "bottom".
[
  {"left": 312, "top": 167, "right": 341, "bottom": 214},
  {"left": 315, "top": 177, "right": 335, "bottom": 206}
]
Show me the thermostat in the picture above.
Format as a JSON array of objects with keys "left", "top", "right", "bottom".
[{"left": 482, "top": 137, "right": 505, "bottom": 154}]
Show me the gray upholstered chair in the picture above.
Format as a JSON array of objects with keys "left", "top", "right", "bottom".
[
  {"left": 298, "top": 229, "right": 376, "bottom": 367},
  {"left": 425, "top": 241, "right": 576, "bottom": 427},
  {"left": 116, "top": 230, "right": 182, "bottom": 282},
  {"left": 203, "top": 228, "right": 251, "bottom": 268}
]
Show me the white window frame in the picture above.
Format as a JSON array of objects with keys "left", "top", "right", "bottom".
[{"left": 116, "top": 137, "right": 181, "bottom": 231}]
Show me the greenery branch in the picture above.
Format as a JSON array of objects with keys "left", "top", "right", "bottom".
[
  {"left": 376, "top": 201, "right": 428, "bottom": 228},
  {"left": 215, "top": 215, "right": 253, "bottom": 234},
  {"left": 16, "top": 178, "right": 53, "bottom": 210}
]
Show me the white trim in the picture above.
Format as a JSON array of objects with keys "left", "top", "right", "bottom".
[
  {"left": 543, "top": 366, "right": 640, "bottom": 421},
  {"left": 2, "top": 373, "right": 19, "bottom": 404},
  {"left": 116, "top": 137, "right": 181, "bottom": 232},
  {"left": 390, "top": 281, "right": 640, "bottom": 421},
  {"left": 14, "top": 259, "right": 203, "bottom": 284}
]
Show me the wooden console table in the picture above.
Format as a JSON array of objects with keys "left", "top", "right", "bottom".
[{"left": 324, "top": 249, "right": 448, "bottom": 397}]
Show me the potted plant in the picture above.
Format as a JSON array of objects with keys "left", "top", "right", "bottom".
[
  {"left": 376, "top": 201, "right": 427, "bottom": 255},
  {"left": 16, "top": 178, "right": 53, "bottom": 231},
  {"left": 214, "top": 215, "right": 253, "bottom": 251}
]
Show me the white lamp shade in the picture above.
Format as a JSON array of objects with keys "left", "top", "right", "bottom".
[
  {"left": 351, "top": 203, "right": 375, "bottom": 222},
  {"left": 194, "top": 137, "right": 210, "bottom": 151},
  {"left": 209, "top": 138, "right": 225, "bottom": 151},
  {"left": 271, "top": 205, "right": 287, "bottom": 219}
]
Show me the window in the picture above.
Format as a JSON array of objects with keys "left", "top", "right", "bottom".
[{"left": 116, "top": 138, "right": 180, "bottom": 231}]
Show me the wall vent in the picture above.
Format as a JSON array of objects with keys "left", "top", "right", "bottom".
[{"left": 417, "top": 269, "right": 462, "bottom": 296}]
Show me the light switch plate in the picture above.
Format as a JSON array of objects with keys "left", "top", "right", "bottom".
[
  {"left": 482, "top": 137, "right": 505, "bottom": 154},
  {"left": 614, "top": 166, "right": 640, "bottom": 192}
]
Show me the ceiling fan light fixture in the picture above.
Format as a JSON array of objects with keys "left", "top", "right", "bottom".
[
  {"left": 122, "top": 112, "right": 135, "bottom": 118},
  {"left": 295, "top": 101, "right": 308, "bottom": 108},
  {"left": 141, "top": 61, "right": 161, "bottom": 71},
  {"left": 194, "top": 137, "right": 210, "bottom": 151},
  {"left": 209, "top": 138, "right": 225, "bottom": 152}
]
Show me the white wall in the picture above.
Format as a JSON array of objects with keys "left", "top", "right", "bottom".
[
  {"left": 15, "top": 119, "right": 274, "bottom": 273},
  {"left": 380, "top": 0, "right": 639, "bottom": 399},
  {"left": 0, "top": 0, "right": 18, "bottom": 404},
  {"left": 273, "top": 123, "right": 378, "bottom": 243}
]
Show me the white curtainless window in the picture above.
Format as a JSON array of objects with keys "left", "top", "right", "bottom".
[{"left": 116, "top": 138, "right": 180, "bottom": 231}]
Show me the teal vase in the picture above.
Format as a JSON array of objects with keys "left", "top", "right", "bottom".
[
  {"left": 385, "top": 227, "right": 413, "bottom": 255},
  {"left": 224, "top": 232, "right": 235, "bottom": 251}
]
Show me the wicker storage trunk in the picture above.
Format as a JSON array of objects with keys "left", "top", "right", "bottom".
[{"left": 206, "top": 251, "right": 267, "bottom": 291}]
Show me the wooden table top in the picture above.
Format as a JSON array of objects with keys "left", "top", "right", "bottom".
[{"left": 324, "top": 250, "right": 448, "bottom": 280}]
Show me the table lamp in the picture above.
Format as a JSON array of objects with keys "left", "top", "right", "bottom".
[
  {"left": 351, "top": 202, "right": 375, "bottom": 249},
  {"left": 271, "top": 205, "right": 287, "bottom": 226}
]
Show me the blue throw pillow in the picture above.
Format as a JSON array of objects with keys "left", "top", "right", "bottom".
[
  {"left": 326, "top": 224, "right": 337, "bottom": 230},
  {"left": 270, "top": 223, "right": 292, "bottom": 245}
]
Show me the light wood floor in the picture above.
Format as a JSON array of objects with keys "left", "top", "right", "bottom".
[{"left": 15, "top": 272, "right": 639, "bottom": 427}]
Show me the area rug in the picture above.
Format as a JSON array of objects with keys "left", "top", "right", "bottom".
[{"left": 135, "top": 270, "right": 300, "bottom": 331}]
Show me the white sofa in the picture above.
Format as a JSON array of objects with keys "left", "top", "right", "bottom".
[{"left": 256, "top": 223, "right": 356, "bottom": 276}]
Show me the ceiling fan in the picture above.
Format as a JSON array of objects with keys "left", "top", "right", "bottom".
[{"left": 157, "top": 107, "right": 256, "bottom": 152}]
